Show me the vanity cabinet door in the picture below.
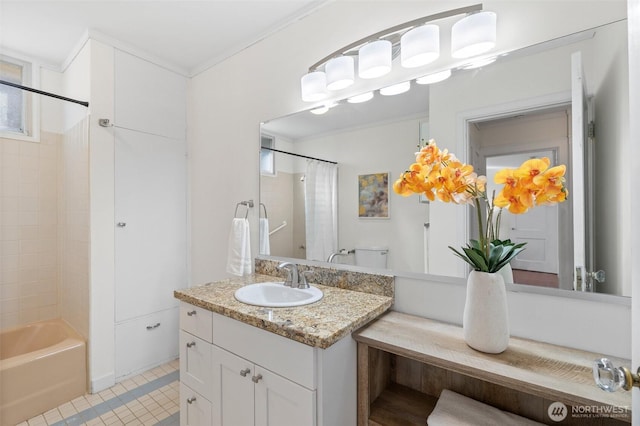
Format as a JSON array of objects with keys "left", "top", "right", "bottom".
[
  {"left": 254, "top": 366, "right": 316, "bottom": 426},
  {"left": 179, "top": 330, "right": 213, "bottom": 400},
  {"left": 180, "top": 383, "right": 212, "bottom": 426},
  {"left": 212, "top": 346, "right": 255, "bottom": 426}
]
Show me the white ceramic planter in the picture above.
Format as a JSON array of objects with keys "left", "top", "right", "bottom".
[
  {"left": 498, "top": 263, "right": 514, "bottom": 284},
  {"left": 463, "top": 270, "right": 509, "bottom": 354}
]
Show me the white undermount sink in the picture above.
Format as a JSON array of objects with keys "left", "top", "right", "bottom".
[{"left": 234, "top": 282, "right": 323, "bottom": 308}]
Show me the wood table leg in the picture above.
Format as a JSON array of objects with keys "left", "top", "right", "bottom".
[{"left": 357, "top": 342, "right": 370, "bottom": 426}]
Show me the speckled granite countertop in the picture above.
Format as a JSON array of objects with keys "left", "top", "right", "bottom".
[{"left": 174, "top": 274, "right": 394, "bottom": 349}]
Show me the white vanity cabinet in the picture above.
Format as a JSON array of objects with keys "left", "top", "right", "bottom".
[{"left": 178, "top": 301, "right": 357, "bottom": 426}]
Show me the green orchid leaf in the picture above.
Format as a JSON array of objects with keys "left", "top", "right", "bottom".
[{"left": 462, "top": 246, "right": 488, "bottom": 271}]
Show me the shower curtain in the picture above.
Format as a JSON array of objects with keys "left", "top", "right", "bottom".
[{"left": 304, "top": 160, "right": 338, "bottom": 262}]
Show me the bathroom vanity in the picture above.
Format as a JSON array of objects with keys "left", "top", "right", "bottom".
[
  {"left": 174, "top": 270, "right": 393, "bottom": 426},
  {"left": 354, "top": 311, "right": 631, "bottom": 425}
]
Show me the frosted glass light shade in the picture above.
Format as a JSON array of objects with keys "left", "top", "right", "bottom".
[
  {"left": 301, "top": 71, "right": 328, "bottom": 102},
  {"left": 347, "top": 91, "right": 374, "bottom": 104},
  {"left": 416, "top": 69, "right": 451, "bottom": 85},
  {"left": 451, "top": 11, "right": 496, "bottom": 59},
  {"left": 358, "top": 40, "right": 392, "bottom": 79},
  {"left": 380, "top": 81, "right": 411, "bottom": 96},
  {"left": 401, "top": 24, "right": 440, "bottom": 68},
  {"left": 310, "top": 106, "right": 330, "bottom": 115},
  {"left": 326, "top": 56, "right": 354, "bottom": 91}
]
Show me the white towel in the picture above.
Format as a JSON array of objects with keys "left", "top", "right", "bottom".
[
  {"left": 427, "top": 389, "right": 544, "bottom": 426},
  {"left": 226, "top": 218, "right": 252, "bottom": 276},
  {"left": 259, "top": 218, "right": 270, "bottom": 255}
]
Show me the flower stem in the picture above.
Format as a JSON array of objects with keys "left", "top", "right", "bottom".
[{"left": 474, "top": 197, "right": 488, "bottom": 259}]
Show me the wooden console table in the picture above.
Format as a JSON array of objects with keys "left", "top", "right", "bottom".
[{"left": 353, "top": 311, "right": 631, "bottom": 425}]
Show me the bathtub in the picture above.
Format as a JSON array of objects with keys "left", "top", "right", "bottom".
[{"left": 0, "top": 319, "right": 87, "bottom": 425}]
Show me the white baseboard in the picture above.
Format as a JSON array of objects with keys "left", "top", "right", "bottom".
[{"left": 90, "top": 372, "right": 116, "bottom": 394}]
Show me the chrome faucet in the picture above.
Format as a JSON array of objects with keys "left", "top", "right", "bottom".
[
  {"left": 327, "top": 249, "right": 354, "bottom": 263},
  {"left": 298, "top": 270, "right": 313, "bottom": 289},
  {"left": 277, "top": 262, "right": 298, "bottom": 287}
]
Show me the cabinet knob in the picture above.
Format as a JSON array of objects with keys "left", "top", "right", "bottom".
[
  {"left": 146, "top": 322, "right": 161, "bottom": 330},
  {"left": 252, "top": 374, "right": 263, "bottom": 383},
  {"left": 186, "top": 341, "right": 196, "bottom": 348},
  {"left": 186, "top": 310, "right": 197, "bottom": 316},
  {"left": 240, "top": 368, "right": 251, "bottom": 377},
  {"left": 594, "top": 358, "right": 640, "bottom": 391},
  {"left": 187, "top": 396, "right": 197, "bottom": 404}
]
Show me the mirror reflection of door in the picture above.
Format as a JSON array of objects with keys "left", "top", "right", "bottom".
[
  {"left": 486, "top": 150, "right": 559, "bottom": 286},
  {"left": 471, "top": 107, "right": 571, "bottom": 289}
]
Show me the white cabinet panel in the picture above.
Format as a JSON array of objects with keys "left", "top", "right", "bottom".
[
  {"left": 255, "top": 366, "right": 316, "bottom": 426},
  {"left": 180, "top": 383, "right": 212, "bottom": 426},
  {"left": 180, "top": 331, "right": 213, "bottom": 401},
  {"left": 212, "top": 345, "right": 255, "bottom": 426},
  {"left": 114, "top": 50, "right": 186, "bottom": 139},
  {"left": 115, "top": 308, "right": 178, "bottom": 379},
  {"left": 115, "top": 128, "right": 187, "bottom": 322}
]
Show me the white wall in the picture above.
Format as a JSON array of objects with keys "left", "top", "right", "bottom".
[
  {"left": 295, "top": 116, "right": 427, "bottom": 272},
  {"left": 189, "top": 0, "right": 631, "bottom": 358},
  {"left": 591, "top": 22, "right": 630, "bottom": 296}
]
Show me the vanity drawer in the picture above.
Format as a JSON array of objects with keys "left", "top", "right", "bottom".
[
  {"left": 180, "top": 302, "right": 213, "bottom": 342},
  {"left": 115, "top": 307, "right": 179, "bottom": 380}
]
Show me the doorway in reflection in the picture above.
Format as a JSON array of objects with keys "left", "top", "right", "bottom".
[{"left": 470, "top": 107, "right": 570, "bottom": 289}]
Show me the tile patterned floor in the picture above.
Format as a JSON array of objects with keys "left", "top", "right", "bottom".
[{"left": 18, "top": 360, "right": 180, "bottom": 426}]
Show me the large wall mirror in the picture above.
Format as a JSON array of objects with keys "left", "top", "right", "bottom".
[{"left": 259, "top": 12, "right": 629, "bottom": 298}]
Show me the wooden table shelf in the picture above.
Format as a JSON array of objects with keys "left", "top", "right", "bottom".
[
  {"left": 353, "top": 311, "right": 631, "bottom": 425},
  {"left": 369, "top": 382, "right": 437, "bottom": 426}
]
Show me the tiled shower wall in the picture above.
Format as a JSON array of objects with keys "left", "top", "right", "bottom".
[
  {"left": 1, "top": 132, "right": 61, "bottom": 328},
  {"left": 58, "top": 117, "right": 90, "bottom": 339},
  {"left": 0, "top": 118, "right": 89, "bottom": 335}
]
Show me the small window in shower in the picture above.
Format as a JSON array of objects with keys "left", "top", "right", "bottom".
[
  {"left": 1, "top": 54, "right": 37, "bottom": 141},
  {"left": 260, "top": 134, "right": 276, "bottom": 176}
]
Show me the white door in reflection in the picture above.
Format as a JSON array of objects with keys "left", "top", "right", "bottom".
[{"left": 486, "top": 150, "right": 559, "bottom": 275}]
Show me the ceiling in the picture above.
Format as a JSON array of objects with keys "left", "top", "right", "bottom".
[{"left": 0, "top": 0, "right": 327, "bottom": 76}]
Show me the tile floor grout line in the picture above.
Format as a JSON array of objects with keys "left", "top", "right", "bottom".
[{"left": 48, "top": 370, "right": 180, "bottom": 426}]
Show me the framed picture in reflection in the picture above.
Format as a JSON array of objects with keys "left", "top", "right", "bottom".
[{"left": 358, "top": 172, "right": 389, "bottom": 218}]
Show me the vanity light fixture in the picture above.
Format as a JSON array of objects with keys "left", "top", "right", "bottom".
[
  {"left": 347, "top": 91, "right": 375, "bottom": 104},
  {"left": 301, "top": 71, "right": 328, "bottom": 102},
  {"left": 380, "top": 81, "right": 411, "bottom": 96},
  {"left": 358, "top": 40, "right": 392, "bottom": 79},
  {"left": 300, "top": 3, "right": 496, "bottom": 102},
  {"left": 460, "top": 56, "right": 497, "bottom": 69},
  {"left": 451, "top": 11, "right": 497, "bottom": 58},
  {"left": 310, "top": 102, "right": 338, "bottom": 115},
  {"left": 326, "top": 56, "right": 355, "bottom": 90},
  {"left": 416, "top": 69, "right": 452, "bottom": 85},
  {"left": 310, "top": 105, "right": 330, "bottom": 115},
  {"left": 300, "top": 4, "right": 496, "bottom": 102},
  {"left": 401, "top": 24, "right": 440, "bottom": 68}
]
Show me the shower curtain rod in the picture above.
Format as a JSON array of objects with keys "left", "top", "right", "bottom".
[
  {"left": 262, "top": 147, "right": 337, "bottom": 164},
  {"left": 0, "top": 79, "right": 89, "bottom": 107}
]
